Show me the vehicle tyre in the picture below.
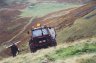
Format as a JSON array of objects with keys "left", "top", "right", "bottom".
[
  {"left": 54, "top": 41, "right": 57, "bottom": 46},
  {"left": 50, "top": 39, "right": 57, "bottom": 46},
  {"left": 30, "top": 47, "right": 37, "bottom": 53}
]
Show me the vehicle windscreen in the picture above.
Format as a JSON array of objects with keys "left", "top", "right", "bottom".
[{"left": 32, "top": 28, "right": 48, "bottom": 37}]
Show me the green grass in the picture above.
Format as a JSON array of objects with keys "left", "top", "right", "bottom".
[
  {"left": 20, "top": 3, "right": 80, "bottom": 17},
  {"left": 43, "top": 43, "right": 96, "bottom": 61}
]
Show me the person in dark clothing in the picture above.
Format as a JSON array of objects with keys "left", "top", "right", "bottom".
[{"left": 10, "top": 43, "right": 19, "bottom": 57}]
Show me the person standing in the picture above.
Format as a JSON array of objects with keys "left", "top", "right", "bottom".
[
  {"left": 48, "top": 27, "right": 56, "bottom": 39},
  {"left": 10, "top": 43, "right": 19, "bottom": 57},
  {"left": 48, "top": 27, "right": 57, "bottom": 46}
]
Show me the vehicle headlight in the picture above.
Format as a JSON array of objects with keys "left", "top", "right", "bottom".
[{"left": 43, "top": 40, "right": 46, "bottom": 42}]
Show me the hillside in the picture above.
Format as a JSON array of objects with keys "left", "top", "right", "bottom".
[
  {"left": 1, "top": 10, "right": 96, "bottom": 62},
  {"left": 30, "top": 1, "right": 96, "bottom": 44},
  {"left": 0, "top": 2, "right": 80, "bottom": 59},
  {"left": 31, "top": 1, "right": 96, "bottom": 30},
  {"left": 0, "top": 37, "right": 96, "bottom": 63},
  {"left": 0, "top": 1, "right": 96, "bottom": 63},
  {"left": 0, "top": 2, "right": 79, "bottom": 45},
  {"left": 0, "top": 8, "right": 31, "bottom": 43}
]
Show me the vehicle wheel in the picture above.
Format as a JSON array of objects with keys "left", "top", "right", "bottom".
[
  {"left": 50, "top": 40, "right": 57, "bottom": 46},
  {"left": 29, "top": 39, "right": 37, "bottom": 53},
  {"left": 29, "top": 44, "right": 37, "bottom": 53},
  {"left": 53, "top": 41, "right": 57, "bottom": 46},
  {"left": 30, "top": 47, "right": 37, "bottom": 53}
]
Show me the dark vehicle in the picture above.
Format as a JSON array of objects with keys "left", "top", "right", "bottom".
[{"left": 29, "top": 26, "right": 57, "bottom": 52}]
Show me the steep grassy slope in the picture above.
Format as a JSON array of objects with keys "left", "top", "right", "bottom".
[
  {"left": 0, "top": 2, "right": 80, "bottom": 59},
  {"left": 30, "top": 2, "right": 96, "bottom": 44},
  {"left": 57, "top": 10, "right": 96, "bottom": 43},
  {"left": 0, "top": 9, "right": 31, "bottom": 43},
  {"left": 32, "top": 1, "right": 96, "bottom": 29},
  {"left": 0, "top": 37, "right": 96, "bottom": 63},
  {"left": 0, "top": 1, "right": 31, "bottom": 44},
  {"left": 0, "top": 1, "right": 96, "bottom": 62}
]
